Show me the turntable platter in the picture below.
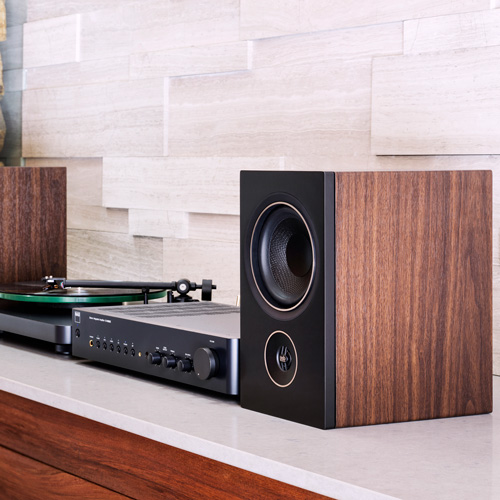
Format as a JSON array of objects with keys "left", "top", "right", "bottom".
[{"left": 0, "top": 282, "right": 167, "bottom": 304}]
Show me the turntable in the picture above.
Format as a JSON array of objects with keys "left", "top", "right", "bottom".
[{"left": 0, "top": 277, "right": 215, "bottom": 354}]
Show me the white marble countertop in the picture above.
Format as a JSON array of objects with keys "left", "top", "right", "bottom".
[{"left": 0, "top": 335, "right": 498, "bottom": 500}]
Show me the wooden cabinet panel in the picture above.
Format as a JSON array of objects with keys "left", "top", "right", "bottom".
[
  {"left": 0, "top": 391, "right": 334, "bottom": 500},
  {"left": 335, "top": 171, "right": 492, "bottom": 427},
  {"left": 0, "top": 167, "right": 66, "bottom": 284},
  {"left": 0, "top": 445, "right": 129, "bottom": 500}
]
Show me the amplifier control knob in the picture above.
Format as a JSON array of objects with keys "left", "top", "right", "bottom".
[
  {"left": 147, "top": 352, "right": 162, "bottom": 365},
  {"left": 162, "top": 355, "right": 177, "bottom": 369},
  {"left": 177, "top": 358, "right": 193, "bottom": 372},
  {"left": 193, "top": 347, "right": 219, "bottom": 380}
]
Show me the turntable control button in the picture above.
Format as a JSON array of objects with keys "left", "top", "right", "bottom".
[
  {"left": 162, "top": 355, "right": 177, "bottom": 369},
  {"left": 193, "top": 348, "right": 219, "bottom": 380},
  {"left": 177, "top": 358, "right": 193, "bottom": 372},
  {"left": 147, "top": 352, "right": 162, "bottom": 365}
]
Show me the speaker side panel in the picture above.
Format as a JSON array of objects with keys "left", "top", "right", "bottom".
[
  {"left": 334, "top": 171, "right": 492, "bottom": 428},
  {"left": 0, "top": 167, "right": 67, "bottom": 283},
  {"left": 240, "top": 171, "right": 335, "bottom": 429}
]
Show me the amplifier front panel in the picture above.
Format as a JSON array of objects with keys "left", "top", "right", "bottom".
[{"left": 72, "top": 309, "right": 239, "bottom": 396}]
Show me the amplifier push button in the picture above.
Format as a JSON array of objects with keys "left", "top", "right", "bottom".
[
  {"left": 147, "top": 352, "right": 162, "bottom": 365},
  {"left": 162, "top": 355, "right": 177, "bottom": 369},
  {"left": 177, "top": 358, "right": 193, "bottom": 372}
]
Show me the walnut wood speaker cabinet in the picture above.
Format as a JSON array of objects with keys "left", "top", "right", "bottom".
[
  {"left": 0, "top": 167, "right": 66, "bottom": 284},
  {"left": 240, "top": 170, "right": 492, "bottom": 429}
]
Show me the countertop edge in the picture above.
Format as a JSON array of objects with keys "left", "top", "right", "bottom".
[{"left": 0, "top": 376, "right": 399, "bottom": 500}]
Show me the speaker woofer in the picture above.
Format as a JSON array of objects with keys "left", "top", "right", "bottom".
[{"left": 251, "top": 202, "right": 315, "bottom": 310}]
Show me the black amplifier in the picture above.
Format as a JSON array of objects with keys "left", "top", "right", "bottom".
[{"left": 72, "top": 302, "right": 239, "bottom": 395}]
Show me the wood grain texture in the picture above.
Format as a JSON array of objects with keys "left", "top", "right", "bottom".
[
  {"left": 371, "top": 46, "right": 500, "bottom": 155},
  {"left": 335, "top": 171, "right": 492, "bottom": 427},
  {"left": 494, "top": 265, "right": 500, "bottom": 374},
  {"left": 22, "top": 79, "right": 164, "bottom": 157},
  {"left": 23, "top": 14, "right": 79, "bottom": 68},
  {"left": 0, "top": 445, "right": 130, "bottom": 500},
  {"left": 0, "top": 167, "right": 66, "bottom": 283},
  {"left": 0, "top": 391, "right": 335, "bottom": 500},
  {"left": 404, "top": 9, "right": 500, "bottom": 54},
  {"left": 240, "top": 0, "right": 491, "bottom": 39},
  {"left": 288, "top": 156, "right": 500, "bottom": 266},
  {"left": 168, "top": 60, "right": 371, "bottom": 157}
]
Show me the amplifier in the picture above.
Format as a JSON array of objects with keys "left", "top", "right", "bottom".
[{"left": 72, "top": 302, "right": 239, "bottom": 396}]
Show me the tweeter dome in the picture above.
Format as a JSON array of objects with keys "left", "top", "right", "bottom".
[{"left": 240, "top": 170, "right": 492, "bottom": 429}]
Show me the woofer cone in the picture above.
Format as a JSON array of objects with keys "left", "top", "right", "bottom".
[{"left": 250, "top": 202, "right": 315, "bottom": 311}]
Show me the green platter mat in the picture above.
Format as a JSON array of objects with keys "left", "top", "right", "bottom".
[{"left": 0, "top": 282, "right": 167, "bottom": 304}]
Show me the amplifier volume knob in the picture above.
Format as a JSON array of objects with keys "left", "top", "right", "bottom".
[
  {"left": 147, "top": 352, "right": 162, "bottom": 365},
  {"left": 162, "top": 355, "right": 177, "bottom": 369},
  {"left": 177, "top": 359, "right": 193, "bottom": 373},
  {"left": 193, "top": 347, "right": 219, "bottom": 380}
]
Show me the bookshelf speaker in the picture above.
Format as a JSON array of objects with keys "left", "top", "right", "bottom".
[{"left": 240, "top": 170, "right": 492, "bottom": 428}]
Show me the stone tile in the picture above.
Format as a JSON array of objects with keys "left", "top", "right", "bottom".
[{"left": 372, "top": 46, "right": 500, "bottom": 155}]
